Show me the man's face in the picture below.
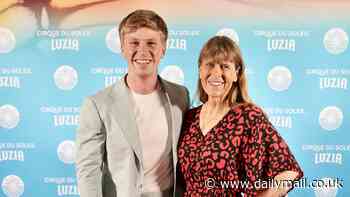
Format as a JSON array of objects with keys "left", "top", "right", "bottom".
[{"left": 121, "top": 27, "right": 166, "bottom": 79}]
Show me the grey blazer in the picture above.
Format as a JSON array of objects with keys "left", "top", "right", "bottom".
[{"left": 75, "top": 76, "right": 190, "bottom": 197}]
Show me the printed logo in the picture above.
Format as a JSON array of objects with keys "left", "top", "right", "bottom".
[
  {"left": 57, "top": 140, "right": 76, "bottom": 164},
  {"left": 54, "top": 65, "right": 78, "bottom": 90},
  {"left": 160, "top": 65, "right": 185, "bottom": 85},
  {"left": 1, "top": 175, "right": 24, "bottom": 197},
  {"left": 3, "top": 7, "right": 38, "bottom": 45},
  {"left": 216, "top": 28, "right": 239, "bottom": 44},
  {"left": 0, "top": 105, "right": 20, "bottom": 129},
  {"left": 106, "top": 27, "right": 121, "bottom": 53},
  {"left": 0, "top": 27, "right": 16, "bottom": 54},
  {"left": 324, "top": 28, "right": 348, "bottom": 55},
  {"left": 319, "top": 106, "right": 343, "bottom": 131},
  {"left": 314, "top": 177, "right": 339, "bottom": 197},
  {"left": 267, "top": 66, "right": 292, "bottom": 91}
]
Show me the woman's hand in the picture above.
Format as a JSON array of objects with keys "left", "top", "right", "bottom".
[{"left": 256, "top": 170, "right": 299, "bottom": 197}]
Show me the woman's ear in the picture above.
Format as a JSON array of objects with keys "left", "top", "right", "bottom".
[{"left": 234, "top": 67, "right": 240, "bottom": 82}]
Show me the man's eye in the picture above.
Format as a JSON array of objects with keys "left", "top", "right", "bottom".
[
  {"left": 206, "top": 63, "right": 214, "bottom": 67},
  {"left": 148, "top": 42, "right": 156, "bottom": 45},
  {"left": 130, "top": 42, "right": 138, "bottom": 45}
]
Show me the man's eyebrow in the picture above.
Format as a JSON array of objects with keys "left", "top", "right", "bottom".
[{"left": 145, "top": 39, "right": 157, "bottom": 41}]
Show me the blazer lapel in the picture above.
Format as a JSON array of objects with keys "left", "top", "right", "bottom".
[
  {"left": 109, "top": 78, "right": 143, "bottom": 166},
  {"left": 159, "top": 82, "right": 174, "bottom": 147},
  {"left": 159, "top": 79, "right": 178, "bottom": 162}
]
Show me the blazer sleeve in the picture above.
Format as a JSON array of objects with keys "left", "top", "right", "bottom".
[{"left": 75, "top": 97, "right": 106, "bottom": 197}]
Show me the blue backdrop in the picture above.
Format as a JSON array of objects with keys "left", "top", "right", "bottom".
[{"left": 0, "top": 2, "right": 349, "bottom": 197}]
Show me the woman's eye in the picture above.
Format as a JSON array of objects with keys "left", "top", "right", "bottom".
[{"left": 222, "top": 64, "right": 232, "bottom": 70}]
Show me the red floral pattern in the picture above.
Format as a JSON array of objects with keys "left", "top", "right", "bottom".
[{"left": 177, "top": 104, "right": 303, "bottom": 196}]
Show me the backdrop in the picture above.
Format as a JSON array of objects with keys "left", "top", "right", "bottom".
[{"left": 0, "top": 0, "right": 349, "bottom": 196}]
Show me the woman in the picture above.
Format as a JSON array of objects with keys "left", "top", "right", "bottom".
[{"left": 177, "top": 36, "right": 303, "bottom": 196}]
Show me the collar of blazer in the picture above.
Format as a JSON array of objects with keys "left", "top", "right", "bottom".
[{"left": 108, "top": 74, "right": 175, "bottom": 168}]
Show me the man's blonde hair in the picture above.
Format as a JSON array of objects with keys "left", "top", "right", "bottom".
[{"left": 118, "top": 9, "right": 168, "bottom": 43}]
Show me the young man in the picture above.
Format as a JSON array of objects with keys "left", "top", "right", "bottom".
[{"left": 75, "top": 9, "right": 190, "bottom": 197}]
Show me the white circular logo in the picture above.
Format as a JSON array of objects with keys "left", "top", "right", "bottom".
[
  {"left": 267, "top": 66, "right": 292, "bottom": 91},
  {"left": 0, "top": 105, "right": 20, "bottom": 129},
  {"left": 1, "top": 6, "right": 38, "bottom": 46},
  {"left": 324, "top": 28, "right": 348, "bottom": 55},
  {"left": 57, "top": 140, "right": 76, "bottom": 164},
  {"left": 106, "top": 27, "right": 121, "bottom": 53},
  {"left": 319, "top": 106, "right": 343, "bottom": 131},
  {"left": 160, "top": 65, "right": 185, "bottom": 85},
  {"left": 54, "top": 65, "right": 78, "bottom": 90},
  {"left": 1, "top": 175, "right": 24, "bottom": 197},
  {"left": 216, "top": 28, "right": 239, "bottom": 44},
  {"left": 0, "top": 27, "right": 16, "bottom": 53},
  {"left": 314, "top": 177, "right": 339, "bottom": 197}
]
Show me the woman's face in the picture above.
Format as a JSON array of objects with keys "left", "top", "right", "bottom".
[{"left": 200, "top": 57, "right": 238, "bottom": 102}]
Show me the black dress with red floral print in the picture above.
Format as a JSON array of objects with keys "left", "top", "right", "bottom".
[{"left": 177, "top": 104, "right": 303, "bottom": 197}]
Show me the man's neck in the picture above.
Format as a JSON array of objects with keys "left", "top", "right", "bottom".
[{"left": 126, "top": 74, "right": 159, "bottom": 94}]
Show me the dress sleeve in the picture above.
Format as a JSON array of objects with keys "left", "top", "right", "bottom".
[{"left": 241, "top": 105, "right": 303, "bottom": 195}]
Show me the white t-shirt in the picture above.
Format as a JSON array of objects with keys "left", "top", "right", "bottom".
[{"left": 131, "top": 89, "right": 173, "bottom": 193}]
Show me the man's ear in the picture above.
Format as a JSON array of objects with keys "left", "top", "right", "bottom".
[
  {"left": 120, "top": 40, "right": 127, "bottom": 58},
  {"left": 120, "top": 43, "right": 124, "bottom": 53},
  {"left": 161, "top": 38, "right": 167, "bottom": 58},
  {"left": 120, "top": 45, "right": 124, "bottom": 56},
  {"left": 119, "top": 35, "right": 125, "bottom": 52}
]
